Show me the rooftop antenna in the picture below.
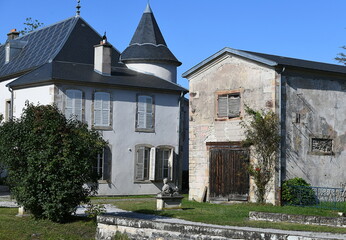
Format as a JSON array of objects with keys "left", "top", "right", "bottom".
[{"left": 76, "top": 0, "right": 81, "bottom": 16}]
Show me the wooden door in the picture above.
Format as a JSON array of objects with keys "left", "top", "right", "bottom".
[{"left": 209, "top": 148, "right": 249, "bottom": 201}]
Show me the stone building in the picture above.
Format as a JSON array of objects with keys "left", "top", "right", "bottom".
[
  {"left": 183, "top": 47, "right": 346, "bottom": 204},
  {"left": 0, "top": 4, "right": 188, "bottom": 195}
]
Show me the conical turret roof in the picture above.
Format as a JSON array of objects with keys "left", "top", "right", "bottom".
[{"left": 121, "top": 3, "right": 181, "bottom": 66}]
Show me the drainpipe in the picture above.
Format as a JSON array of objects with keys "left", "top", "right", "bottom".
[
  {"left": 8, "top": 86, "right": 13, "bottom": 120},
  {"left": 176, "top": 91, "right": 184, "bottom": 189},
  {"left": 277, "top": 66, "right": 285, "bottom": 205}
]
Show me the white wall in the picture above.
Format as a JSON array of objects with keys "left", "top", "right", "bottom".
[
  {"left": 55, "top": 85, "right": 181, "bottom": 195},
  {"left": 13, "top": 85, "right": 55, "bottom": 118},
  {"left": 126, "top": 62, "right": 177, "bottom": 83}
]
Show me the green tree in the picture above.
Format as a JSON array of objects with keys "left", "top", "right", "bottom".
[
  {"left": 19, "top": 17, "right": 44, "bottom": 35},
  {"left": 241, "top": 106, "right": 280, "bottom": 203},
  {"left": 0, "top": 103, "right": 106, "bottom": 222}
]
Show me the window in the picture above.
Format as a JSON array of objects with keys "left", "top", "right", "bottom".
[
  {"left": 155, "top": 147, "right": 173, "bottom": 180},
  {"left": 94, "top": 146, "right": 112, "bottom": 181},
  {"left": 136, "top": 95, "right": 154, "bottom": 131},
  {"left": 134, "top": 145, "right": 173, "bottom": 182},
  {"left": 65, "top": 89, "right": 83, "bottom": 121},
  {"left": 217, "top": 92, "right": 240, "bottom": 119},
  {"left": 5, "top": 100, "right": 11, "bottom": 121},
  {"left": 94, "top": 92, "right": 111, "bottom": 127}
]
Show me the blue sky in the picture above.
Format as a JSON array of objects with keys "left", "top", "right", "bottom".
[{"left": 1, "top": 0, "right": 346, "bottom": 89}]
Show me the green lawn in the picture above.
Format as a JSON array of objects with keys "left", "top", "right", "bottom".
[
  {"left": 101, "top": 196, "right": 346, "bottom": 234},
  {"left": 0, "top": 208, "right": 96, "bottom": 240}
]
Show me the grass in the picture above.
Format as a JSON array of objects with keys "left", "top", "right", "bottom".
[
  {"left": 0, "top": 208, "right": 96, "bottom": 240},
  {"left": 103, "top": 196, "right": 346, "bottom": 234}
]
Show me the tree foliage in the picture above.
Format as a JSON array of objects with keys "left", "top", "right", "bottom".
[
  {"left": 241, "top": 106, "right": 280, "bottom": 203},
  {"left": 19, "top": 17, "right": 44, "bottom": 35},
  {"left": 0, "top": 104, "right": 106, "bottom": 222}
]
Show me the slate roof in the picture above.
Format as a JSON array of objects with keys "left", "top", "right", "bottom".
[
  {"left": 182, "top": 47, "right": 346, "bottom": 78},
  {"left": 0, "top": 17, "right": 78, "bottom": 79},
  {"left": 7, "top": 61, "right": 187, "bottom": 93},
  {"left": 121, "top": 4, "right": 181, "bottom": 66},
  {"left": 1, "top": 15, "right": 186, "bottom": 93}
]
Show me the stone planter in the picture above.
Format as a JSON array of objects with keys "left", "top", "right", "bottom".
[{"left": 156, "top": 195, "right": 184, "bottom": 210}]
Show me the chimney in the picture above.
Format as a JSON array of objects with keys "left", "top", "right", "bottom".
[
  {"left": 94, "top": 34, "right": 112, "bottom": 76},
  {"left": 7, "top": 29, "right": 19, "bottom": 40}
]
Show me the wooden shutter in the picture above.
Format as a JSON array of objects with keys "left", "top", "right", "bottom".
[
  {"left": 94, "top": 92, "right": 110, "bottom": 126},
  {"left": 94, "top": 93, "right": 102, "bottom": 126},
  {"left": 217, "top": 95, "right": 228, "bottom": 118},
  {"left": 168, "top": 149, "right": 173, "bottom": 180},
  {"left": 102, "top": 93, "right": 110, "bottom": 126},
  {"left": 65, "top": 90, "right": 74, "bottom": 119},
  {"left": 145, "top": 97, "right": 153, "bottom": 128},
  {"left": 135, "top": 147, "right": 145, "bottom": 181},
  {"left": 149, "top": 147, "right": 156, "bottom": 180},
  {"left": 228, "top": 94, "right": 240, "bottom": 118},
  {"left": 74, "top": 90, "right": 83, "bottom": 121},
  {"left": 137, "top": 96, "right": 146, "bottom": 128}
]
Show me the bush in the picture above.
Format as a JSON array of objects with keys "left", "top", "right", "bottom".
[
  {"left": 282, "top": 178, "right": 317, "bottom": 205},
  {"left": 0, "top": 104, "right": 106, "bottom": 222}
]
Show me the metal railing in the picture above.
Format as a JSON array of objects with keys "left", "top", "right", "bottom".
[{"left": 284, "top": 185, "right": 346, "bottom": 211}]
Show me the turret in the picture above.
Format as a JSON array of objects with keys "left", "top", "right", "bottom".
[{"left": 121, "top": 3, "right": 181, "bottom": 83}]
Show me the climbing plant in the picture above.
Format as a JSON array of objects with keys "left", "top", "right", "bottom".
[{"left": 241, "top": 106, "right": 280, "bottom": 203}]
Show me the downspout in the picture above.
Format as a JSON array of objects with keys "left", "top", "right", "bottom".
[
  {"left": 8, "top": 86, "right": 13, "bottom": 120},
  {"left": 176, "top": 91, "right": 184, "bottom": 189},
  {"left": 277, "top": 66, "right": 285, "bottom": 205}
]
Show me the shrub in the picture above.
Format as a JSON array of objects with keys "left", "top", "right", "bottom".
[
  {"left": 0, "top": 104, "right": 106, "bottom": 222},
  {"left": 85, "top": 203, "right": 106, "bottom": 220},
  {"left": 282, "top": 178, "right": 317, "bottom": 205}
]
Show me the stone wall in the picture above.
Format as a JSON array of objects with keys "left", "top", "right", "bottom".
[
  {"left": 187, "top": 52, "right": 279, "bottom": 203},
  {"left": 250, "top": 211, "right": 346, "bottom": 228},
  {"left": 96, "top": 214, "right": 346, "bottom": 240},
  {"left": 282, "top": 70, "right": 346, "bottom": 188}
]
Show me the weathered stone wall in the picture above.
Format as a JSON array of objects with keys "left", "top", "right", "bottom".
[
  {"left": 187, "top": 53, "right": 278, "bottom": 203},
  {"left": 250, "top": 211, "right": 346, "bottom": 228},
  {"left": 282, "top": 70, "right": 346, "bottom": 188},
  {"left": 96, "top": 214, "right": 346, "bottom": 240}
]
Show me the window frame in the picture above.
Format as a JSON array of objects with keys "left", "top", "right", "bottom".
[
  {"left": 215, "top": 89, "right": 242, "bottom": 121},
  {"left": 135, "top": 94, "right": 155, "bottom": 132},
  {"left": 64, "top": 89, "right": 84, "bottom": 121},
  {"left": 92, "top": 91, "right": 112, "bottom": 130},
  {"left": 134, "top": 144, "right": 155, "bottom": 182},
  {"left": 155, "top": 146, "right": 174, "bottom": 181},
  {"left": 308, "top": 135, "right": 334, "bottom": 156},
  {"left": 94, "top": 145, "right": 112, "bottom": 183}
]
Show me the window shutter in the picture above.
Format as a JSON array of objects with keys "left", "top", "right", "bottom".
[
  {"left": 217, "top": 95, "right": 228, "bottom": 118},
  {"left": 149, "top": 147, "right": 156, "bottom": 181},
  {"left": 65, "top": 90, "right": 74, "bottom": 119},
  {"left": 228, "top": 95, "right": 240, "bottom": 118},
  {"left": 102, "top": 93, "right": 110, "bottom": 126},
  {"left": 135, "top": 147, "right": 145, "bottom": 181},
  {"left": 168, "top": 149, "right": 174, "bottom": 180},
  {"left": 74, "top": 90, "right": 83, "bottom": 121},
  {"left": 137, "top": 96, "right": 146, "bottom": 128},
  {"left": 145, "top": 97, "right": 153, "bottom": 128},
  {"left": 94, "top": 94, "right": 102, "bottom": 126}
]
